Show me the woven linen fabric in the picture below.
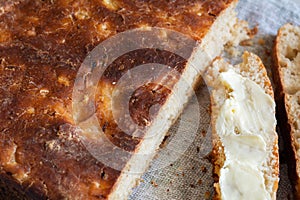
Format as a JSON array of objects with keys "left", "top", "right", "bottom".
[{"left": 129, "top": 0, "right": 300, "bottom": 199}]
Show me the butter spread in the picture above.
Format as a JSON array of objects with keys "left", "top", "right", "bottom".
[
  {"left": 216, "top": 69, "right": 276, "bottom": 200},
  {"left": 220, "top": 161, "right": 269, "bottom": 200}
]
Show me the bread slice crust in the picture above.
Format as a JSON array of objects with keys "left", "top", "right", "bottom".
[{"left": 272, "top": 23, "right": 300, "bottom": 197}]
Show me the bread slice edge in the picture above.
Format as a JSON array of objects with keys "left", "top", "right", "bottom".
[{"left": 273, "top": 23, "right": 300, "bottom": 197}]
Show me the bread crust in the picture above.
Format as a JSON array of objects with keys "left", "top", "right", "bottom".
[
  {"left": 0, "top": 0, "right": 237, "bottom": 199},
  {"left": 272, "top": 23, "right": 300, "bottom": 198},
  {"left": 206, "top": 52, "right": 279, "bottom": 199}
]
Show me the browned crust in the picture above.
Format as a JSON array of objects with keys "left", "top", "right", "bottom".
[
  {"left": 207, "top": 58, "right": 227, "bottom": 200},
  {"left": 0, "top": 0, "right": 237, "bottom": 199},
  {"left": 0, "top": 173, "right": 47, "bottom": 200},
  {"left": 208, "top": 52, "right": 279, "bottom": 199},
  {"left": 272, "top": 23, "right": 300, "bottom": 198}
]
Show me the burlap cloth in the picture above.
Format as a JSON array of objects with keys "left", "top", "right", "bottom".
[{"left": 129, "top": 0, "right": 300, "bottom": 199}]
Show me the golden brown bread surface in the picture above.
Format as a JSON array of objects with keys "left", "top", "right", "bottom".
[
  {"left": 0, "top": 0, "right": 238, "bottom": 199},
  {"left": 273, "top": 23, "right": 300, "bottom": 198},
  {"left": 206, "top": 52, "right": 279, "bottom": 200}
]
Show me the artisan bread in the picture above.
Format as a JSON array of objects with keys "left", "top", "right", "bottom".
[
  {"left": 205, "top": 51, "right": 279, "bottom": 200},
  {"left": 273, "top": 23, "right": 300, "bottom": 197},
  {"left": 0, "top": 0, "right": 242, "bottom": 199}
]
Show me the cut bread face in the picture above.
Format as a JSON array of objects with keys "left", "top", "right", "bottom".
[
  {"left": 106, "top": 2, "right": 242, "bottom": 199},
  {"left": 205, "top": 51, "right": 279, "bottom": 200},
  {"left": 0, "top": 0, "right": 243, "bottom": 199},
  {"left": 273, "top": 23, "right": 300, "bottom": 196}
]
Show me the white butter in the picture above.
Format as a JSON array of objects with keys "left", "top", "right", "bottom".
[
  {"left": 216, "top": 69, "right": 276, "bottom": 200},
  {"left": 220, "top": 161, "right": 270, "bottom": 200},
  {"left": 222, "top": 134, "right": 267, "bottom": 164}
]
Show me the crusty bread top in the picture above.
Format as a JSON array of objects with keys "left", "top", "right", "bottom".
[
  {"left": 274, "top": 23, "right": 300, "bottom": 188},
  {"left": 205, "top": 52, "right": 279, "bottom": 199},
  {"left": 0, "top": 0, "right": 238, "bottom": 199}
]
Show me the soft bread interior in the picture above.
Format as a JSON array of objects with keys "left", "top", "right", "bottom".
[
  {"left": 205, "top": 52, "right": 279, "bottom": 200},
  {"left": 275, "top": 24, "right": 300, "bottom": 95},
  {"left": 108, "top": 2, "right": 242, "bottom": 199}
]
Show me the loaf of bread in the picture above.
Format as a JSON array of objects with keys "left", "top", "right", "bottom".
[
  {"left": 0, "top": 0, "right": 241, "bottom": 199},
  {"left": 273, "top": 23, "right": 300, "bottom": 197},
  {"left": 205, "top": 52, "right": 279, "bottom": 200}
]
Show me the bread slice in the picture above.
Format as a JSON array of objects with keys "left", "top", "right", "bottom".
[
  {"left": 205, "top": 51, "right": 279, "bottom": 200},
  {"left": 273, "top": 23, "right": 300, "bottom": 197},
  {"left": 0, "top": 0, "right": 242, "bottom": 199}
]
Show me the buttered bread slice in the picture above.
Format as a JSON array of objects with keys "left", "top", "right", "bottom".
[{"left": 205, "top": 52, "right": 279, "bottom": 200}]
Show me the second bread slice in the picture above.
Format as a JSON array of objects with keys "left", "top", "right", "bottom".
[{"left": 273, "top": 23, "right": 300, "bottom": 197}]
